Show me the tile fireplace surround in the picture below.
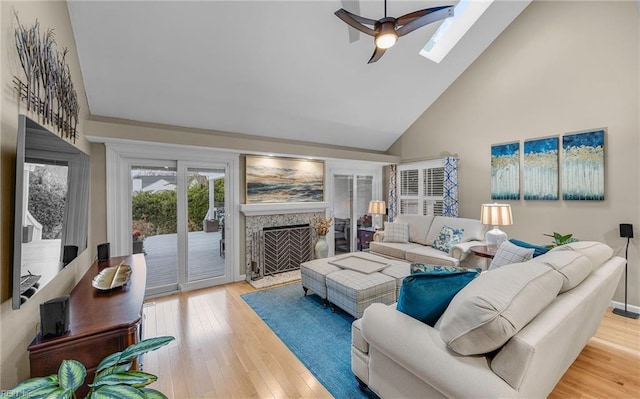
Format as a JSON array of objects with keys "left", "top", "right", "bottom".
[{"left": 240, "top": 202, "right": 329, "bottom": 283}]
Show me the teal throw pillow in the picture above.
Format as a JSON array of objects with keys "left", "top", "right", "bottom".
[
  {"left": 431, "top": 225, "right": 464, "bottom": 253},
  {"left": 509, "top": 238, "right": 550, "bottom": 257},
  {"left": 397, "top": 265, "right": 480, "bottom": 326}
]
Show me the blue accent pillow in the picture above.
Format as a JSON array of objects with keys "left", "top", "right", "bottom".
[
  {"left": 509, "top": 239, "right": 550, "bottom": 257},
  {"left": 397, "top": 265, "right": 480, "bottom": 326},
  {"left": 431, "top": 225, "right": 464, "bottom": 253}
]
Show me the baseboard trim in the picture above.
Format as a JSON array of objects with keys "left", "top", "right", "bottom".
[{"left": 610, "top": 300, "right": 640, "bottom": 314}]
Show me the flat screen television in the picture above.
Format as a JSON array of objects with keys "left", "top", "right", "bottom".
[{"left": 12, "top": 115, "right": 90, "bottom": 309}]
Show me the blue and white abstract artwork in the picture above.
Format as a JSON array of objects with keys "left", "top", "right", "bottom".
[
  {"left": 562, "top": 130, "right": 605, "bottom": 201},
  {"left": 491, "top": 142, "right": 520, "bottom": 200},
  {"left": 524, "top": 137, "right": 558, "bottom": 200},
  {"left": 246, "top": 156, "right": 324, "bottom": 203}
]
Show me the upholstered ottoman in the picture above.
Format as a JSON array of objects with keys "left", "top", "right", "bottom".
[
  {"left": 380, "top": 262, "right": 411, "bottom": 299},
  {"left": 300, "top": 259, "right": 341, "bottom": 305},
  {"left": 326, "top": 269, "right": 396, "bottom": 319}
]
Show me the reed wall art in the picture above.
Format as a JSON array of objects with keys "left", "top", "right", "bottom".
[{"left": 13, "top": 11, "right": 80, "bottom": 141}]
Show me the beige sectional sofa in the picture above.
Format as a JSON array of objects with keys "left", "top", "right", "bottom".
[
  {"left": 351, "top": 241, "right": 625, "bottom": 398},
  {"left": 369, "top": 215, "right": 488, "bottom": 268}
]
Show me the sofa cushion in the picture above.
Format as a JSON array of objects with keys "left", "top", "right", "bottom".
[
  {"left": 439, "top": 261, "right": 564, "bottom": 355},
  {"left": 427, "top": 216, "right": 486, "bottom": 244},
  {"left": 395, "top": 214, "right": 434, "bottom": 245},
  {"left": 383, "top": 222, "right": 409, "bottom": 243},
  {"left": 509, "top": 239, "right": 550, "bottom": 257},
  {"left": 549, "top": 241, "right": 613, "bottom": 272},
  {"left": 489, "top": 240, "right": 535, "bottom": 270},
  {"left": 405, "top": 246, "right": 459, "bottom": 267},
  {"left": 534, "top": 251, "right": 593, "bottom": 293},
  {"left": 432, "top": 225, "right": 464, "bottom": 253},
  {"left": 369, "top": 241, "right": 421, "bottom": 260},
  {"left": 397, "top": 265, "right": 480, "bottom": 326}
]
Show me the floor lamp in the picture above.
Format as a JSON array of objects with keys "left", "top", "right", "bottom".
[{"left": 613, "top": 223, "right": 639, "bottom": 319}]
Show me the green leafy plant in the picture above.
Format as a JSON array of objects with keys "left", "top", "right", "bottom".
[
  {"left": 2, "top": 336, "right": 174, "bottom": 399},
  {"left": 543, "top": 232, "right": 578, "bottom": 248}
]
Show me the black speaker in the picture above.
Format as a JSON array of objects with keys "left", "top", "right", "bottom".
[
  {"left": 97, "top": 242, "right": 110, "bottom": 261},
  {"left": 40, "top": 296, "right": 70, "bottom": 339},
  {"left": 620, "top": 223, "right": 634, "bottom": 238},
  {"left": 62, "top": 245, "right": 78, "bottom": 266}
]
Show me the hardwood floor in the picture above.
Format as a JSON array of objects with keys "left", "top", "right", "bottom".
[{"left": 142, "top": 281, "right": 640, "bottom": 398}]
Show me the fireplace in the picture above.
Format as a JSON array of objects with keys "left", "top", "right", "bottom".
[
  {"left": 250, "top": 224, "right": 313, "bottom": 279},
  {"left": 244, "top": 210, "right": 325, "bottom": 281}
]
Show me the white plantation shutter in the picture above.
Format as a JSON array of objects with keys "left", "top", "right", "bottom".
[{"left": 398, "top": 160, "right": 446, "bottom": 217}]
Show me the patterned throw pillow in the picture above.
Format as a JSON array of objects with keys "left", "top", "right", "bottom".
[
  {"left": 489, "top": 240, "right": 535, "bottom": 270},
  {"left": 431, "top": 225, "right": 464, "bottom": 253},
  {"left": 383, "top": 222, "right": 409, "bottom": 243}
]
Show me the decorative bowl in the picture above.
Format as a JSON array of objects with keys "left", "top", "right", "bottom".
[{"left": 92, "top": 263, "right": 132, "bottom": 290}]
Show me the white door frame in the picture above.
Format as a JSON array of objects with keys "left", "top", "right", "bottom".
[
  {"left": 105, "top": 140, "right": 241, "bottom": 292},
  {"left": 327, "top": 162, "right": 383, "bottom": 256}
]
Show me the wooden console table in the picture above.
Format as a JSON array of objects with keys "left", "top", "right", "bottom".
[{"left": 28, "top": 254, "right": 146, "bottom": 394}]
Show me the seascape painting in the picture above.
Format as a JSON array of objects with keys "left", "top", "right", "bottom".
[
  {"left": 491, "top": 142, "right": 520, "bottom": 200},
  {"left": 246, "top": 156, "right": 324, "bottom": 203},
  {"left": 524, "top": 137, "right": 558, "bottom": 200},
  {"left": 562, "top": 130, "right": 605, "bottom": 200}
]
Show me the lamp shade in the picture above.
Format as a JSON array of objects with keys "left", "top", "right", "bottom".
[
  {"left": 368, "top": 200, "right": 386, "bottom": 215},
  {"left": 480, "top": 203, "right": 513, "bottom": 226}
]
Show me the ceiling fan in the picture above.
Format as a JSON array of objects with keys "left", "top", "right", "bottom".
[{"left": 335, "top": 0, "right": 455, "bottom": 63}]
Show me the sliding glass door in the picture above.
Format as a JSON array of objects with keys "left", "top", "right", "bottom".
[
  {"left": 129, "top": 161, "right": 231, "bottom": 297},
  {"left": 131, "top": 163, "right": 179, "bottom": 294},
  {"left": 184, "top": 165, "right": 227, "bottom": 288},
  {"left": 331, "top": 171, "right": 378, "bottom": 255}
]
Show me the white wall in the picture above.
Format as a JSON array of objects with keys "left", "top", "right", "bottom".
[{"left": 389, "top": 1, "right": 640, "bottom": 306}]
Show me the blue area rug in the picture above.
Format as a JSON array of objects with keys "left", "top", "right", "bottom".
[{"left": 241, "top": 283, "right": 377, "bottom": 399}]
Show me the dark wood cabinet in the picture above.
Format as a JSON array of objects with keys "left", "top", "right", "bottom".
[{"left": 28, "top": 254, "right": 147, "bottom": 394}]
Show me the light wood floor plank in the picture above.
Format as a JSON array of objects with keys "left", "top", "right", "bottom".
[{"left": 143, "top": 282, "right": 639, "bottom": 398}]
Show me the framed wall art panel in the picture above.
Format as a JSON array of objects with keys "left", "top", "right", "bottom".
[
  {"left": 491, "top": 141, "right": 520, "bottom": 200},
  {"left": 524, "top": 136, "right": 558, "bottom": 200},
  {"left": 245, "top": 155, "right": 324, "bottom": 204},
  {"left": 562, "top": 130, "right": 605, "bottom": 201}
]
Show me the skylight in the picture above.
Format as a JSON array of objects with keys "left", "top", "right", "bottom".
[{"left": 420, "top": 0, "right": 493, "bottom": 63}]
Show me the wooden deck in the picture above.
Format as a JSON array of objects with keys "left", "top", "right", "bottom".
[{"left": 143, "top": 231, "right": 225, "bottom": 289}]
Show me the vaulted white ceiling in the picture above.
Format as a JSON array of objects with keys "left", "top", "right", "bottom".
[{"left": 67, "top": 1, "right": 529, "bottom": 151}]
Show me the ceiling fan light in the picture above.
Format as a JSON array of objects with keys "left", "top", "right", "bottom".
[{"left": 375, "top": 31, "right": 397, "bottom": 49}]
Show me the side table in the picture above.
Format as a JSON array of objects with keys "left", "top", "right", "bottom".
[
  {"left": 357, "top": 227, "right": 377, "bottom": 251},
  {"left": 469, "top": 245, "right": 497, "bottom": 259},
  {"left": 469, "top": 245, "right": 497, "bottom": 270}
]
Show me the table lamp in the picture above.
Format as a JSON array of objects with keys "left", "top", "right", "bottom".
[
  {"left": 368, "top": 200, "right": 386, "bottom": 230},
  {"left": 480, "top": 203, "right": 513, "bottom": 249}
]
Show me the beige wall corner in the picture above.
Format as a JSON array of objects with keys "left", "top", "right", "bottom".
[{"left": 389, "top": 1, "right": 640, "bottom": 306}]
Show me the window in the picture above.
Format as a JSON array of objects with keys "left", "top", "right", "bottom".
[{"left": 398, "top": 160, "right": 446, "bottom": 216}]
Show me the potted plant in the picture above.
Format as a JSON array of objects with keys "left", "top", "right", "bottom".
[
  {"left": 2, "top": 336, "right": 174, "bottom": 399},
  {"left": 543, "top": 232, "right": 578, "bottom": 248}
]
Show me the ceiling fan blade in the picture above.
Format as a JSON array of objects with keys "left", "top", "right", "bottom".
[
  {"left": 335, "top": 8, "right": 378, "bottom": 37},
  {"left": 396, "top": 6, "right": 454, "bottom": 37},
  {"left": 367, "top": 47, "right": 386, "bottom": 64},
  {"left": 341, "top": 0, "right": 362, "bottom": 42},
  {"left": 396, "top": 9, "right": 432, "bottom": 26}
]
